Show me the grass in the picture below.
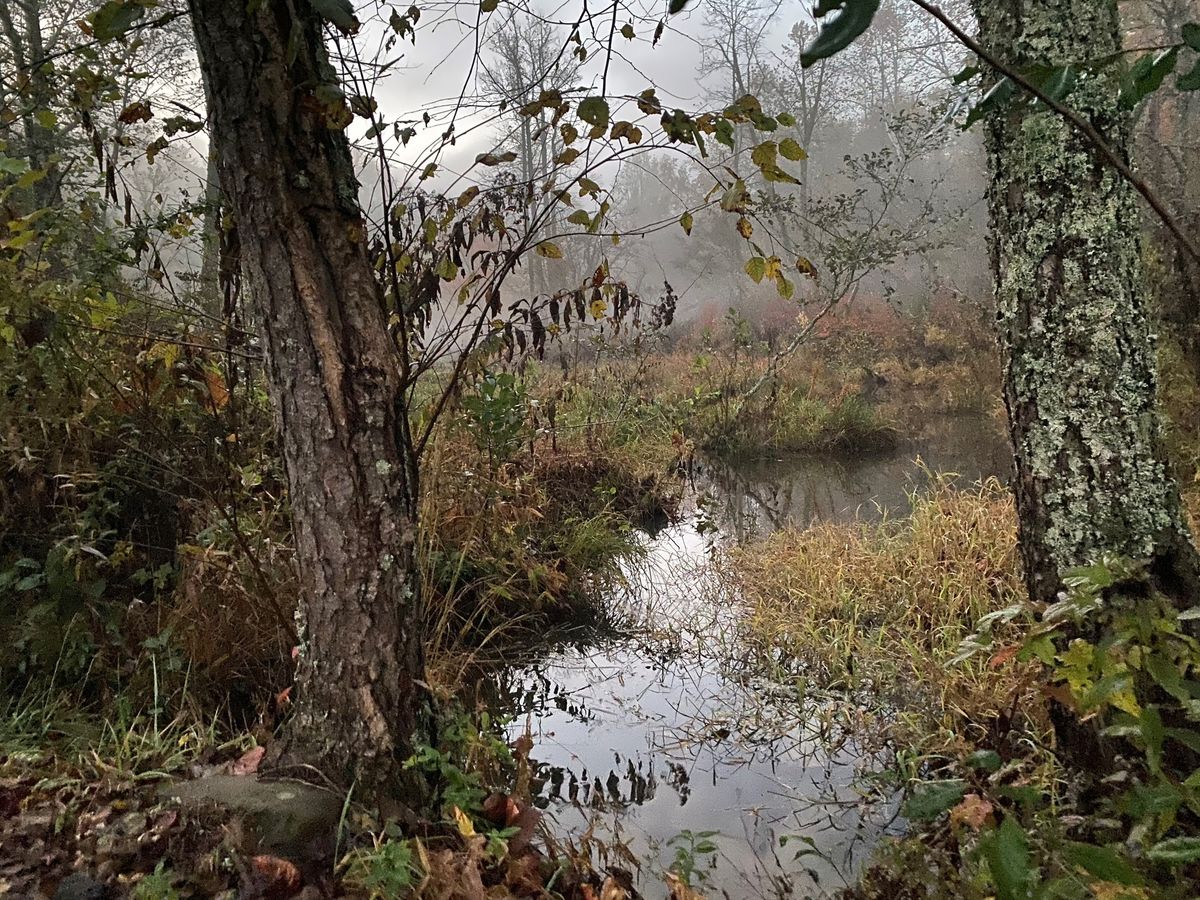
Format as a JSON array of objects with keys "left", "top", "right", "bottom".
[{"left": 726, "top": 474, "right": 1044, "bottom": 755}]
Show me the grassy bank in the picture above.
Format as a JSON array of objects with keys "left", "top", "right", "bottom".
[
  {"left": 728, "top": 476, "right": 1035, "bottom": 756},
  {"left": 728, "top": 473, "right": 1200, "bottom": 899}
]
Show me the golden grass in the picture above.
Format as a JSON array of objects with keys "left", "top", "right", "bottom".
[{"left": 728, "top": 475, "right": 1043, "bottom": 753}]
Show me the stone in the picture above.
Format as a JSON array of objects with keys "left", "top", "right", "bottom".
[{"left": 157, "top": 776, "right": 342, "bottom": 860}]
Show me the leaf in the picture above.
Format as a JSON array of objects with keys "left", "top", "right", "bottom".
[
  {"left": 965, "top": 749, "right": 1002, "bottom": 773},
  {"left": 621, "top": 23, "right": 635, "bottom": 39},
  {"left": 902, "top": 779, "right": 966, "bottom": 822},
  {"left": 476, "top": 151, "right": 517, "bottom": 166},
  {"left": 980, "top": 818, "right": 1032, "bottom": 900},
  {"left": 751, "top": 140, "right": 777, "bottom": 169},
  {"left": 1147, "top": 836, "right": 1200, "bottom": 864},
  {"left": 91, "top": 1, "right": 145, "bottom": 42},
  {"left": 481, "top": 0, "right": 499, "bottom": 10},
  {"left": 310, "top": 0, "right": 361, "bottom": 34},
  {"left": 1062, "top": 842, "right": 1143, "bottom": 886},
  {"left": 964, "top": 77, "right": 1018, "bottom": 128},
  {"left": 776, "top": 274, "right": 794, "bottom": 300},
  {"left": 118, "top": 101, "right": 153, "bottom": 125},
  {"left": 229, "top": 745, "right": 265, "bottom": 776},
  {"left": 744, "top": 256, "right": 766, "bottom": 283},
  {"left": 800, "top": 0, "right": 882, "bottom": 68},
  {"left": 578, "top": 96, "right": 610, "bottom": 130},
  {"left": 250, "top": 856, "right": 301, "bottom": 895},
  {"left": 1184, "top": 22, "right": 1200, "bottom": 51},
  {"left": 567, "top": 210, "right": 592, "bottom": 226},
  {"left": 536, "top": 242, "right": 564, "bottom": 259},
  {"left": 452, "top": 805, "right": 476, "bottom": 837},
  {"left": 0, "top": 154, "right": 28, "bottom": 176},
  {"left": 667, "top": 0, "right": 691, "bottom": 13},
  {"left": 779, "top": 138, "right": 807, "bottom": 161},
  {"left": 680, "top": 211, "right": 693, "bottom": 235},
  {"left": 949, "top": 794, "right": 994, "bottom": 831},
  {"left": 736, "top": 217, "right": 753, "bottom": 239},
  {"left": 1121, "top": 48, "right": 1179, "bottom": 108}
]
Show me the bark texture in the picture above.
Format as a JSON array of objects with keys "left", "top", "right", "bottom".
[
  {"left": 973, "top": 0, "right": 1199, "bottom": 605},
  {"left": 189, "top": 0, "right": 428, "bottom": 794}
]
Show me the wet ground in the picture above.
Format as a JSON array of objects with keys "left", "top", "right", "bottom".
[{"left": 489, "top": 418, "right": 1007, "bottom": 898}]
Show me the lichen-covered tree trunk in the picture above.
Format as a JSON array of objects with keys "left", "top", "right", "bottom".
[
  {"left": 188, "top": 0, "right": 429, "bottom": 796},
  {"left": 973, "top": 0, "right": 1199, "bottom": 604}
]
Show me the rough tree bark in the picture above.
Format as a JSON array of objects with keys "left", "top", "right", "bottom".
[
  {"left": 973, "top": 0, "right": 1200, "bottom": 606},
  {"left": 188, "top": 0, "right": 429, "bottom": 796}
]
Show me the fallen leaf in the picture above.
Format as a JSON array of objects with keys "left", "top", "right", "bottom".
[
  {"left": 229, "top": 745, "right": 265, "bottom": 776},
  {"left": 989, "top": 644, "right": 1020, "bottom": 669},
  {"left": 249, "top": 854, "right": 302, "bottom": 898},
  {"left": 949, "top": 793, "right": 994, "bottom": 831}
]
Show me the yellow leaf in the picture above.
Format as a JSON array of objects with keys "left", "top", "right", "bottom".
[
  {"left": 536, "top": 242, "right": 564, "bottom": 259},
  {"left": 452, "top": 805, "right": 476, "bottom": 837},
  {"left": 736, "top": 217, "right": 753, "bottom": 239},
  {"left": 680, "top": 211, "right": 693, "bottom": 235},
  {"left": 589, "top": 297, "right": 607, "bottom": 319}
]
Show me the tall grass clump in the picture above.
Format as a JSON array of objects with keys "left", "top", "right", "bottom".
[{"left": 729, "top": 475, "right": 1038, "bottom": 752}]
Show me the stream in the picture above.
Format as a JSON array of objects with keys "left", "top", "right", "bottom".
[{"left": 490, "top": 418, "right": 1008, "bottom": 898}]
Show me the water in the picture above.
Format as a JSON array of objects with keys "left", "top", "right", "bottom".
[{"left": 490, "top": 420, "right": 1006, "bottom": 898}]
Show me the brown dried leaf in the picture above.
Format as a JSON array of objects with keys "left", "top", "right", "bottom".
[
  {"left": 249, "top": 854, "right": 302, "bottom": 898},
  {"left": 949, "top": 793, "right": 994, "bottom": 831},
  {"left": 228, "top": 745, "right": 265, "bottom": 776}
]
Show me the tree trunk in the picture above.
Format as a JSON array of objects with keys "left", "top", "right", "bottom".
[
  {"left": 973, "top": 0, "right": 1199, "bottom": 604},
  {"left": 188, "top": 0, "right": 430, "bottom": 797},
  {"left": 196, "top": 148, "right": 221, "bottom": 312}
]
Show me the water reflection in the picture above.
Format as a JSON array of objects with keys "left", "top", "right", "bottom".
[
  {"left": 691, "top": 416, "right": 1009, "bottom": 541},
  {"left": 487, "top": 420, "right": 1007, "bottom": 898}
]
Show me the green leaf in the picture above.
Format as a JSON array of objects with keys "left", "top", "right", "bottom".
[
  {"left": 1147, "top": 836, "right": 1200, "bottom": 864},
  {"left": 902, "top": 780, "right": 966, "bottom": 822},
  {"left": 964, "top": 77, "right": 1017, "bottom": 128},
  {"left": 965, "top": 749, "right": 1002, "bottom": 773},
  {"left": 779, "top": 138, "right": 807, "bottom": 161},
  {"left": 667, "top": 0, "right": 691, "bottom": 14},
  {"left": 751, "top": 141, "right": 777, "bottom": 169},
  {"left": 310, "top": 0, "right": 360, "bottom": 34},
  {"left": 1121, "top": 48, "right": 1179, "bottom": 108},
  {"left": 566, "top": 210, "right": 592, "bottom": 226},
  {"left": 1025, "top": 65, "right": 1077, "bottom": 103},
  {"left": 0, "top": 154, "right": 29, "bottom": 176},
  {"left": 91, "top": 1, "right": 145, "bottom": 42},
  {"left": 980, "top": 818, "right": 1032, "bottom": 900},
  {"left": 679, "top": 211, "right": 693, "bottom": 235},
  {"left": 744, "top": 256, "right": 766, "bottom": 283},
  {"left": 800, "top": 0, "right": 881, "bottom": 68},
  {"left": 1181, "top": 22, "right": 1200, "bottom": 52},
  {"left": 1062, "top": 842, "right": 1143, "bottom": 886},
  {"left": 481, "top": 0, "right": 499, "bottom": 12},
  {"left": 578, "top": 97, "right": 610, "bottom": 130},
  {"left": 536, "top": 242, "right": 563, "bottom": 259}
]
